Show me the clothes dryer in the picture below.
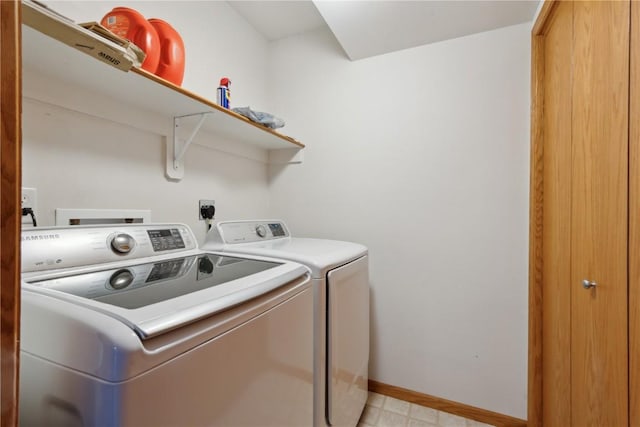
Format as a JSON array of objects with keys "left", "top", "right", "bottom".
[{"left": 204, "top": 220, "right": 369, "bottom": 427}]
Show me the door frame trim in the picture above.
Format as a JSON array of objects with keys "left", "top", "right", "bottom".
[
  {"left": 628, "top": 1, "right": 639, "bottom": 424},
  {"left": 528, "top": 2, "right": 559, "bottom": 426},
  {"left": 0, "top": 0, "right": 22, "bottom": 425}
]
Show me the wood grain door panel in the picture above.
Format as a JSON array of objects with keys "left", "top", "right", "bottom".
[
  {"left": 629, "top": 1, "right": 640, "bottom": 426},
  {"left": 570, "top": 1, "right": 629, "bottom": 426},
  {"left": 536, "top": 1, "right": 631, "bottom": 425}
]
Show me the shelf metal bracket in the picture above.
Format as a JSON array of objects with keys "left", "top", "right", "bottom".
[{"left": 166, "top": 112, "right": 213, "bottom": 180}]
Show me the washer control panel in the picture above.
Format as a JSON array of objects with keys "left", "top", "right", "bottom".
[
  {"left": 22, "top": 223, "right": 196, "bottom": 273},
  {"left": 147, "top": 229, "right": 186, "bottom": 252},
  {"left": 214, "top": 220, "right": 290, "bottom": 244}
]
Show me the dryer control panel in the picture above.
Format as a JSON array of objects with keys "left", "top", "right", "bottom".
[
  {"left": 211, "top": 220, "right": 290, "bottom": 245},
  {"left": 22, "top": 223, "right": 197, "bottom": 273}
]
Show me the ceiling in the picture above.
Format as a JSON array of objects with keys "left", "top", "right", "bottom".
[
  {"left": 226, "top": 1, "right": 327, "bottom": 41},
  {"left": 228, "top": 0, "right": 539, "bottom": 61}
]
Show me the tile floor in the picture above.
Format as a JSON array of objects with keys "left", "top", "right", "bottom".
[{"left": 358, "top": 392, "right": 495, "bottom": 427}]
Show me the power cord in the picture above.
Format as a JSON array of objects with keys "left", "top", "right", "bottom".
[
  {"left": 200, "top": 204, "right": 216, "bottom": 230},
  {"left": 22, "top": 207, "right": 37, "bottom": 227}
]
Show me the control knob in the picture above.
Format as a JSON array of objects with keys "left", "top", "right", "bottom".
[
  {"left": 109, "top": 269, "right": 134, "bottom": 290},
  {"left": 255, "top": 225, "right": 267, "bottom": 238},
  {"left": 110, "top": 233, "right": 136, "bottom": 254}
]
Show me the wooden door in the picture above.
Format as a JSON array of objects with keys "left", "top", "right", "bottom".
[
  {"left": 570, "top": 2, "right": 629, "bottom": 426},
  {"left": 535, "top": 1, "right": 630, "bottom": 426}
]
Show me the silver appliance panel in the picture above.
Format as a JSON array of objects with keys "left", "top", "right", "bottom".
[{"left": 22, "top": 223, "right": 197, "bottom": 273}]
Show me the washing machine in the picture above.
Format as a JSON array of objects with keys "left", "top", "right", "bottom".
[
  {"left": 204, "top": 220, "right": 369, "bottom": 427},
  {"left": 20, "top": 223, "right": 314, "bottom": 426}
]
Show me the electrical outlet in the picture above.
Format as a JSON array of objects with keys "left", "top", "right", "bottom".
[
  {"left": 21, "top": 187, "right": 38, "bottom": 225},
  {"left": 199, "top": 200, "right": 215, "bottom": 220}
]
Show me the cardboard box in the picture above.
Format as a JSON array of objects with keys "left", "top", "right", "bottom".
[{"left": 22, "top": 0, "right": 144, "bottom": 71}]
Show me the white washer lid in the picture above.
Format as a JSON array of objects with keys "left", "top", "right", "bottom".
[{"left": 205, "top": 238, "right": 367, "bottom": 278}]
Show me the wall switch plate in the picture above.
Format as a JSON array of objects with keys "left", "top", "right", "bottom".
[
  {"left": 21, "top": 187, "right": 38, "bottom": 225},
  {"left": 199, "top": 200, "right": 215, "bottom": 220}
]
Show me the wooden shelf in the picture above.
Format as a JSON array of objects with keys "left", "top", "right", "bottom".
[
  {"left": 131, "top": 67, "right": 304, "bottom": 150},
  {"left": 21, "top": 10, "right": 304, "bottom": 179}
]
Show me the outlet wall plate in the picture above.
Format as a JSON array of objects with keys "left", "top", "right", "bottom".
[{"left": 199, "top": 200, "right": 215, "bottom": 220}]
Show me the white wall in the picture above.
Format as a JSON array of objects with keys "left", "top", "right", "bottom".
[
  {"left": 24, "top": 1, "right": 274, "bottom": 244},
  {"left": 22, "top": 99, "right": 270, "bottom": 243},
  {"left": 267, "top": 24, "right": 530, "bottom": 418}
]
